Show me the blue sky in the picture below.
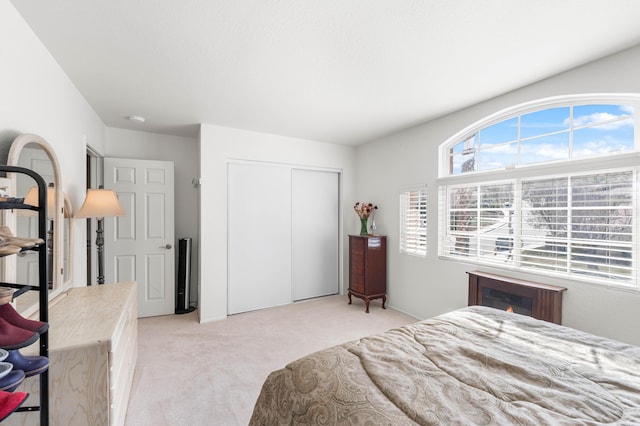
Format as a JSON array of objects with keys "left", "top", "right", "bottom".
[{"left": 451, "top": 104, "right": 634, "bottom": 174}]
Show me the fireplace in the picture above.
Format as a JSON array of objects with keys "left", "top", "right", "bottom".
[
  {"left": 467, "top": 271, "right": 566, "bottom": 324},
  {"left": 481, "top": 287, "right": 533, "bottom": 316}
]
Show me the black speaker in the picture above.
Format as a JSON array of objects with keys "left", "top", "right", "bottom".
[{"left": 176, "top": 238, "right": 195, "bottom": 314}]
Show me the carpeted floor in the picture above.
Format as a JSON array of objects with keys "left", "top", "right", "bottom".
[{"left": 124, "top": 294, "right": 416, "bottom": 425}]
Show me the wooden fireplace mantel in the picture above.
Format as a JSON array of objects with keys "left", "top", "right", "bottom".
[{"left": 467, "top": 270, "right": 567, "bottom": 324}]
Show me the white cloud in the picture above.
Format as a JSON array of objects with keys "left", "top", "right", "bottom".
[
  {"left": 621, "top": 105, "right": 635, "bottom": 115},
  {"left": 574, "top": 135, "right": 632, "bottom": 157},
  {"left": 572, "top": 113, "right": 633, "bottom": 130}
]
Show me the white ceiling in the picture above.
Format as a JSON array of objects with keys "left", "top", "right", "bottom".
[{"left": 10, "top": 0, "right": 640, "bottom": 145}]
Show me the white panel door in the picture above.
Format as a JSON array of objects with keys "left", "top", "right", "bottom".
[
  {"left": 228, "top": 162, "right": 291, "bottom": 315},
  {"left": 104, "top": 158, "right": 175, "bottom": 318},
  {"left": 292, "top": 169, "right": 339, "bottom": 301}
]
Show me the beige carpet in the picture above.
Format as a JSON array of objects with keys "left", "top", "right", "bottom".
[{"left": 124, "top": 295, "right": 416, "bottom": 426}]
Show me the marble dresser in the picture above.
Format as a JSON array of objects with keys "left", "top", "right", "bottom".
[{"left": 6, "top": 281, "right": 138, "bottom": 426}]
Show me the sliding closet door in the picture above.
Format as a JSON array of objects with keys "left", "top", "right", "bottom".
[
  {"left": 291, "top": 169, "right": 339, "bottom": 301},
  {"left": 227, "top": 163, "right": 292, "bottom": 314}
]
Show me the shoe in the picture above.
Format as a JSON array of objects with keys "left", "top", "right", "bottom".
[
  {"left": 0, "top": 243, "right": 21, "bottom": 257},
  {"left": 0, "top": 227, "right": 44, "bottom": 248},
  {"left": 0, "top": 303, "right": 48, "bottom": 335},
  {"left": 0, "top": 197, "right": 25, "bottom": 206},
  {"left": 5, "top": 350, "right": 48, "bottom": 377},
  {"left": 0, "top": 317, "right": 39, "bottom": 350},
  {"left": 0, "top": 362, "right": 11, "bottom": 379},
  {"left": 0, "top": 369, "right": 25, "bottom": 392},
  {"left": 0, "top": 287, "right": 13, "bottom": 305},
  {"left": 0, "top": 389, "right": 28, "bottom": 421}
]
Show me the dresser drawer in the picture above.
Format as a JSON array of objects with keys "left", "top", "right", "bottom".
[
  {"left": 350, "top": 274, "right": 365, "bottom": 293},
  {"left": 109, "top": 285, "right": 138, "bottom": 426},
  {"left": 349, "top": 253, "right": 364, "bottom": 275}
]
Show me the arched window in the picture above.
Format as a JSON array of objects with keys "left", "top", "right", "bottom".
[{"left": 438, "top": 94, "right": 640, "bottom": 289}]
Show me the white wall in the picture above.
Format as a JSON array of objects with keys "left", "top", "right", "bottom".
[
  {"left": 104, "top": 127, "right": 200, "bottom": 303},
  {"left": 199, "top": 124, "right": 356, "bottom": 322},
  {"left": 356, "top": 44, "right": 640, "bottom": 346},
  {"left": 0, "top": 0, "right": 105, "bottom": 286}
]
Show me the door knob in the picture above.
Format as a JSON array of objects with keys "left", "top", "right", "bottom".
[{"left": 164, "top": 244, "right": 173, "bottom": 249}]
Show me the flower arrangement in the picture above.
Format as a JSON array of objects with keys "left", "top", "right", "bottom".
[
  {"left": 353, "top": 202, "right": 378, "bottom": 218},
  {"left": 354, "top": 202, "right": 378, "bottom": 235}
]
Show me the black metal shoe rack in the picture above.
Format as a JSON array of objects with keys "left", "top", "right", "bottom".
[{"left": 0, "top": 165, "right": 49, "bottom": 425}]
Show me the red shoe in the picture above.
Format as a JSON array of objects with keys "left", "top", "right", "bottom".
[
  {"left": 0, "top": 303, "right": 48, "bottom": 335},
  {"left": 0, "top": 389, "right": 28, "bottom": 421},
  {"left": 0, "top": 317, "right": 39, "bottom": 350}
]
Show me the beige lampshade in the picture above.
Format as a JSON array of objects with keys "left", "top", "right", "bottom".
[
  {"left": 23, "top": 183, "right": 56, "bottom": 219},
  {"left": 76, "top": 189, "right": 126, "bottom": 219}
]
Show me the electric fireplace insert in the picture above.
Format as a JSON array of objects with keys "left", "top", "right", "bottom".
[{"left": 467, "top": 270, "right": 566, "bottom": 324}]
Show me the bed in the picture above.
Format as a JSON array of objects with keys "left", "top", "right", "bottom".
[{"left": 249, "top": 305, "right": 640, "bottom": 425}]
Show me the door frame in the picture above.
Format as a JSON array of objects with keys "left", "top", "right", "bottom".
[{"left": 85, "top": 146, "right": 102, "bottom": 285}]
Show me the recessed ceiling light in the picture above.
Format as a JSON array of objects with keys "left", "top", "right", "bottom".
[{"left": 127, "top": 115, "right": 146, "bottom": 123}]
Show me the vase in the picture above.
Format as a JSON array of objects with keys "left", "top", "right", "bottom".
[
  {"left": 369, "top": 214, "right": 377, "bottom": 235},
  {"left": 359, "top": 217, "right": 368, "bottom": 235}
]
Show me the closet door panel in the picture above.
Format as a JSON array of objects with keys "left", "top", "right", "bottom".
[
  {"left": 227, "top": 163, "right": 292, "bottom": 314},
  {"left": 292, "top": 169, "right": 339, "bottom": 301}
]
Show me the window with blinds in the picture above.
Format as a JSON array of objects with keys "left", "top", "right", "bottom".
[
  {"left": 440, "top": 169, "right": 637, "bottom": 288},
  {"left": 438, "top": 96, "right": 640, "bottom": 289},
  {"left": 522, "top": 170, "right": 633, "bottom": 282},
  {"left": 400, "top": 187, "right": 427, "bottom": 257}
]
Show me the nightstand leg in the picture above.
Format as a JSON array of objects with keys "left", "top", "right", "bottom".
[
  {"left": 348, "top": 291, "right": 352, "bottom": 305},
  {"left": 382, "top": 295, "right": 386, "bottom": 309}
]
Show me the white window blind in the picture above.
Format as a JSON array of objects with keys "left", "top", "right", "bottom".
[
  {"left": 400, "top": 187, "right": 427, "bottom": 257},
  {"left": 439, "top": 168, "right": 637, "bottom": 288}
]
